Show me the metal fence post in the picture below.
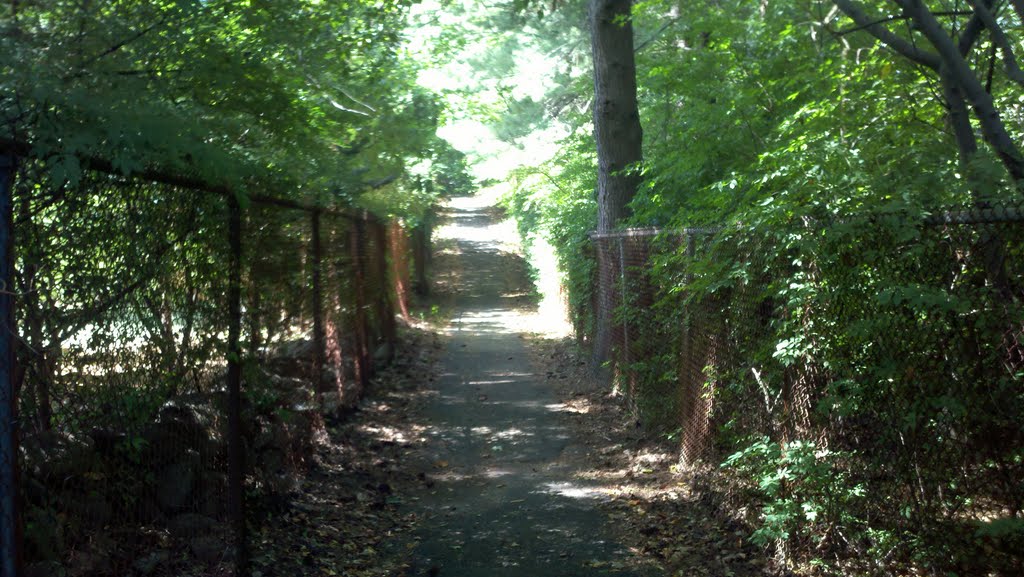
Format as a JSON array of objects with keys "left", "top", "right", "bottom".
[
  {"left": 680, "top": 232, "right": 699, "bottom": 464},
  {"left": 351, "top": 213, "right": 370, "bottom": 384},
  {"left": 371, "top": 219, "right": 397, "bottom": 348},
  {"left": 0, "top": 153, "right": 21, "bottom": 577},
  {"left": 617, "top": 236, "right": 629, "bottom": 370},
  {"left": 226, "top": 196, "right": 248, "bottom": 576},
  {"left": 311, "top": 210, "right": 326, "bottom": 394}
]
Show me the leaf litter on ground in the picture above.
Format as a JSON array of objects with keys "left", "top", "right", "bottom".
[
  {"left": 250, "top": 324, "right": 445, "bottom": 577},
  {"left": 522, "top": 335, "right": 784, "bottom": 577},
  {"left": 252, "top": 321, "right": 781, "bottom": 577}
]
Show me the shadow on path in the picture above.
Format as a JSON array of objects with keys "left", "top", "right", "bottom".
[{"left": 399, "top": 196, "right": 661, "bottom": 576}]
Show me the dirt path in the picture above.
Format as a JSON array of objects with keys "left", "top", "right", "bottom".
[
  {"left": 252, "top": 195, "right": 771, "bottom": 577},
  {"left": 394, "top": 196, "right": 662, "bottom": 576}
]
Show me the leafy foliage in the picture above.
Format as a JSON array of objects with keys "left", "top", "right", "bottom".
[
  {"left": 2, "top": 1, "right": 475, "bottom": 572},
  {"left": 494, "top": 0, "right": 1024, "bottom": 574},
  {"left": 4, "top": 0, "right": 469, "bottom": 430}
]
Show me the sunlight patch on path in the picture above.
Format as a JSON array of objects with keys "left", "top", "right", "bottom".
[
  {"left": 436, "top": 193, "right": 571, "bottom": 338},
  {"left": 395, "top": 192, "right": 662, "bottom": 577},
  {"left": 541, "top": 481, "right": 610, "bottom": 501},
  {"left": 434, "top": 194, "right": 519, "bottom": 251}
]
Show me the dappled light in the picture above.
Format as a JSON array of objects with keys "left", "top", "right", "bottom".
[
  {"left": 545, "top": 400, "right": 592, "bottom": 414},
  {"left": 392, "top": 195, "right": 664, "bottom": 576},
  {"left": 4, "top": 0, "right": 1023, "bottom": 576},
  {"left": 541, "top": 481, "right": 610, "bottom": 501},
  {"left": 434, "top": 195, "right": 520, "bottom": 253},
  {"left": 355, "top": 422, "right": 428, "bottom": 446}
]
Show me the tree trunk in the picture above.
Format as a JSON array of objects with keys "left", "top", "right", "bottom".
[
  {"left": 833, "top": 0, "right": 1021, "bottom": 297},
  {"left": 835, "top": 0, "right": 1024, "bottom": 184},
  {"left": 589, "top": 0, "right": 643, "bottom": 372},
  {"left": 591, "top": 0, "right": 643, "bottom": 232},
  {"left": 894, "top": 0, "right": 1024, "bottom": 183},
  {"left": 942, "top": 68, "right": 1015, "bottom": 298},
  {"left": 942, "top": 70, "right": 978, "bottom": 170}
]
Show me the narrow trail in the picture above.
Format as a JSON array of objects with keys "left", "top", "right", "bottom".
[{"left": 396, "top": 196, "right": 662, "bottom": 576}]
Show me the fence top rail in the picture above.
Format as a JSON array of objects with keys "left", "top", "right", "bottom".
[
  {"left": 588, "top": 205, "right": 1024, "bottom": 241},
  {"left": 0, "top": 137, "right": 384, "bottom": 224},
  {"left": 589, "top": 226, "right": 721, "bottom": 240}
]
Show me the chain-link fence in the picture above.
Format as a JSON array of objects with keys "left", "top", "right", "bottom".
[
  {"left": 590, "top": 205, "right": 1024, "bottom": 573},
  {"left": 0, "top": 158, "right": 417, "bottom": 576}
]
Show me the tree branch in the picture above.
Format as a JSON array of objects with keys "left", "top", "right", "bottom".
[
  {"left": 957, "top": 1, "right": 990, "bottom": 57},
  {"left": 65, "top": 3, "right": 215, "bottom": 82},
  {"left": 836, "top": 10, "right": 971, "bottom": 36},
  {"left": 635, "top": 18, "right": 679, "bottom": 52},
  {"left": 57, "top": 237, "right": 179, "bottom": 342},
  {"left": 966, "top": 0, "right": 1024, "bottom": 88},
  {"left": 83, "top": 19, "right": 164, "bottom": 67},
  {"left": 365, "top": 174, "right": 400, "bottom": 190},
  {"left": 836, "top": 13, "right": 912, "bottom": 35},
  {"left": 328, "top": 97, "right": 372, "bottom": 117},
  {"left": 337, "top": 87, "right": 377, "bottom": 114},
  {"left": 831, "top": 0, "right": 942, "bottom": 69},
  {"left": 111, "top": 68, "right": 184, "bottom": 77},
  {"left": 895, "top": 0, "right": 1024, "bottom": 181},
  {"left": 307, "top": 74, "right": 376, "bottom": 117}
]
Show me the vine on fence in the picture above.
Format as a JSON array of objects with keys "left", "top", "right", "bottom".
[{"left": 588, "top": 205, "right": 1024, "bottom": 575}]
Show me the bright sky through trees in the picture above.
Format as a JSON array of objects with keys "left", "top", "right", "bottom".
[{"left": 406, "top": 0, "right": 572, "bottom": 181}]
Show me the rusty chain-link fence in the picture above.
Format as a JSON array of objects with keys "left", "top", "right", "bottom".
[
  {"left": 0, "top": 158, "right": 424, "bottom": 576},
  {"left": 590, "top": 205, "right": 1024, "bottom": 572}
]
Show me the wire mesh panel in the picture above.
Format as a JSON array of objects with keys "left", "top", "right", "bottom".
[
  {"left": 590, "top": 233, "right": 622, "bottom": 388},
  {"left": 591, "top": 228, "right": 722, "bottom": 459},
  {"left": 388, "top": 221, "right": 413, "bottom": 321},
  {"left": 1, "top": 158, "right": 411, "bottom": 575},
  {"left": 367, "top": 218, "right": 398, "bottom": 349},
  {"left": 591, "top": 206, "right": 1024, "bottom": 573}
]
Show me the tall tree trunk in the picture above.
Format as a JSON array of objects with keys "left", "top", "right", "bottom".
[
  {"left": 591, "top": 0, "right": 643, "bottom": 231},
  {"left": 943, "top": 69, "right": 1014, "bottom": 297},
  {"left": 590, "top": 0, "right": 643, "bottom": 372}
]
